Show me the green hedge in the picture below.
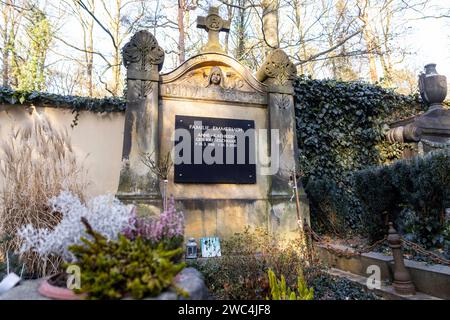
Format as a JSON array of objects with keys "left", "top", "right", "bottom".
[
  {"left": 353, "top": 150, "right": 450, "bottom": 250},
  {"left": 293, "top": 77, "right": 428, "bottom": 237},
  {"left": 0, "top": 86, "right": 126, "bottom": 113}
]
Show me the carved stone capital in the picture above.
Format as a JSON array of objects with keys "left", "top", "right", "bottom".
[
  {"left": 256, "top": 49, "right": 297, "bottom": 93},
  {"left": 122, "top": 30, "right": 164, "bottom": 80}
]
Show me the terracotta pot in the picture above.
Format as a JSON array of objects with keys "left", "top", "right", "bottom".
[{"left": 38, "top": 274, "right": 87, "bottom": 300}]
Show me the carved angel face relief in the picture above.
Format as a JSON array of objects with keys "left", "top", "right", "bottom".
[
  {"left": 206, "top": 67, "right": 224, "bottom": 88},
  {"left": 211, "top": 71, "right": 221, "bottom": 85}
]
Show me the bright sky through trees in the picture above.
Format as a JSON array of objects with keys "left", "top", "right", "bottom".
[{"left": 1, "top": 0, "right": 449, "bottom": 97}]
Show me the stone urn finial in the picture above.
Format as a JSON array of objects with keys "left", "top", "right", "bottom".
[{"left": 419, "top": 63, "right": 447, "bottom": 110}]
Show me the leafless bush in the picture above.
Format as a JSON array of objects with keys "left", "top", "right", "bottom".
[{"left": 0, "top": 112, "right": 88, "bottom": 277}]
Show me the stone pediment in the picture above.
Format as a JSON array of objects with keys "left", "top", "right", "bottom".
[{"left": 160, "top": 53, "right": 268, "bottom": 106}]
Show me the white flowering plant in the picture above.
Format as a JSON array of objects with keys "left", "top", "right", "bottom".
[{"left": 17, "top": 191, "right": 132, "bottom": 264}]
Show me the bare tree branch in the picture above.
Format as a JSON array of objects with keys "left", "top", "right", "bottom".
[
  {"left": 294, "top": 27, "right": 364, "bottom": 65},
  {"left": 76, "top": 0, "right": 117, "bottom": 49}
]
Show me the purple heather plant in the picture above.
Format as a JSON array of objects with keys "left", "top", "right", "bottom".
[{"left": 122, "top": 196, "right": 184, "bottom": 249}]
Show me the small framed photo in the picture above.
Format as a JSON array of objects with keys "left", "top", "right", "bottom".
[{"left": 200, "top": 237, "right": 221, "bottom": 258}]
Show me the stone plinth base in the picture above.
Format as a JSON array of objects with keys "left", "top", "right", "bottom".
[{"left": 178, "top": 195, "right": 309, "bottom": 240}]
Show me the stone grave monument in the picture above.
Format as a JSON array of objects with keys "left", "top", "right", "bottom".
[
  {"left": 117, "top": 7, "right": 309, "bottom": 240},
  {"left": 387, "top": 63, "right": 449, "bottom": 153}
]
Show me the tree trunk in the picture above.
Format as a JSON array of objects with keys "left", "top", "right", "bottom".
[
  {"left": 380, "top": 1, "right": 393, "bottom": 86},
  {"left": 261, "top": 0, "right": 279, "bottom": 54},
  {"left": 177, "top": 0, "right": 186, "bottom": 64},
  {"left": 235, "top": 0, "right": 247, "bottom": 61},
  {"left": 294, "top": 0, "right": 305, "bottom": 75},
  {"left": 86, "top": 0, "right": 94, "bottom": 96},
  {"left": 110, "top": 0, "right": 122, "bottom": 96},
  {"left": 224, "top": 2, "right": 233, "bottom": 54},
  {"left": 363, "top": 29, "right": 378, "bottom": 83},
  {"left": 1, "top": 0, "right": 10, "bottom": 87},
  {"left": 358, "top": 2, "right": 379, "bottom": 83}
]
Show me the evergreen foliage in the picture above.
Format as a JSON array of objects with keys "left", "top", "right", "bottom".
[
  {"left": 353, "top": 150, "right": 450, "bottom": 249},
  {"left": 69, "top": 218, "right": 186, "bottom": 300},
  {"left": 14, "top": 9, "right": 52, "bottom": 91}
]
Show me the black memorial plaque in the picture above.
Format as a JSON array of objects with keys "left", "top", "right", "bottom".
[{"left": 174, "top": 115, "right": 256, "bottom": 184}]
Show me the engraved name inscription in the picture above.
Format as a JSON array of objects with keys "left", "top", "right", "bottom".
[{"left": 160, "top": 84, "right": 267, "bottom": 105}]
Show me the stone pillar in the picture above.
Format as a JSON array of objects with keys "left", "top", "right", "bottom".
[
  {"left": 256, "top": 49, "right": 299, "bottom": 196},
  {"left": 256, "top": 49, "right": 310, "bottom": 237},
  {"left": 387, "top": 222, "right": 416, "bottom": 295},
  {"left": 117, "top": 30, "right": 164, "bottom": 214}
]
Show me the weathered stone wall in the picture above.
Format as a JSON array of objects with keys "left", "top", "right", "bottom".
[{"left": 0, "top": 104, "right": 125, "bottom": 197}]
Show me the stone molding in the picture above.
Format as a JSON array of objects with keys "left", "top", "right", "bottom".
[{"left": 161, "top": 53, "right": 267, "bottom": 94}]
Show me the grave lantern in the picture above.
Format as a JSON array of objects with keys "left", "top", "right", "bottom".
[{"left": 186, "top": 238, "right": 198, "bottom": 259}]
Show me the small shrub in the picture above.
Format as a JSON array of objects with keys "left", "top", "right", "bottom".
[
  {"left": 306, "top": 178, "right": 362, "bottom": 236},
  {"left": 122, "top": 196, "right": 184, "bottom": 250},
  {"left": 266, "top": 269, "right": 313, "bottom": 300},
  {"left": 0, "top": 113, "right": 88, "bottom": 277},
  {"left": 69, "top": 218, "right": 186, "bottom": 300},
  {"left": 353, "top": 150, "right": 450, "bottom": 247}
]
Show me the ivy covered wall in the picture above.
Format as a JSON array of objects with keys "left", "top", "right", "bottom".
[
  {"left": 293, "top": 77, "right": 428, "bottom": 237},
  {"left": 0, "top": 87, "right": 125, "bottom": 113}
]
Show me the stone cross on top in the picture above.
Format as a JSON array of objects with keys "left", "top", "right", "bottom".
[{"left": 197, "top": 7, "right": 230, "bottom": 53}]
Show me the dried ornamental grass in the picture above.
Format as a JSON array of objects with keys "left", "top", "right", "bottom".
[{"left": 0, "top": 112, "right": 88, "bottom": 277}]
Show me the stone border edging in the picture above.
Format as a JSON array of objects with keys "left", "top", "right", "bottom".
[{"left": 316, "top": 244, "right": 450, "bottom": 299}]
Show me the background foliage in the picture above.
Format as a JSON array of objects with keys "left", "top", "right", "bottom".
[{"left": 293, "top": 77, "right": 428, "bottom": 238}]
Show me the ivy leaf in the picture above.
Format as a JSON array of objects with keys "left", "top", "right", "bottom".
[
  {"left": 29, "top": 91, "right": 40, "bottom": 99},
  {"left": 8, "top": 96, "right": 17, "bottom": 104}
]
